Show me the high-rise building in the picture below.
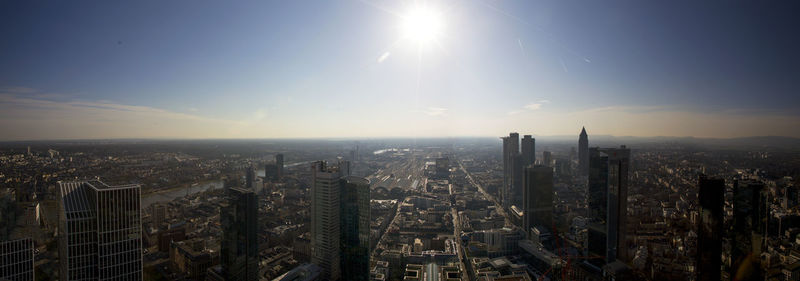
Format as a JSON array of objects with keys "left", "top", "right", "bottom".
[
  {"left": 542, "top": 151, "right": 552, "bottom": 167},
  {"left": 521, "top": 135, "right": 535, "bottom": 167},
  {"left": 603, "top": 146, "right": 630, "bottom": 263},
  {"left": 585, "top": 146, "right": 630, "bottom": 264},
  {"left": 340, "top": 176, "right": 370, "bottom": 281},
  {"left": 523, "top": 165, "right": 553, "bottom": 238},
  {"left": 578, "top": 127, "right": 588, "bottom": 175},
  {"left": 501, "top": 133, "right": 520, "bottom": 209},
  {"left": 275, "top": 154, "right": 284, "bottom": 179},
  {"left": 245, "top": 165, "right": 255, "bottom": 190},
  {"left": 219, "top": 187, "right": 258, "bottom": 281},
  {"left": 696, "top": 175, "right": 724, "bottom": 281},
  {"left": 0, "top": 238, "right": 34, "bottom": 281},
  {"left": 58, "top": 180, "right": 142, "bottom": 281},
  {"left": 587, "top": 148, "right": 608, "bottom": 222},
  {"left": 311, "top": 161, "right": 344, "bottom": 280},
  {"left": 152, "top": 203, "right": 167, "bottom": 228},
  {"left": 728, "top": 179, "right": 767, "bottom": 280}
]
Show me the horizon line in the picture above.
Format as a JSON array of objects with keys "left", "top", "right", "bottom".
[{"left": 1, "top": 134, "right": 798, "bottom": 143}]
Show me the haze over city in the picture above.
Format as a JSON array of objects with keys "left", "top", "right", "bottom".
[
  {"left": 1, "top": 1, "right": 798, "bottom": 140},
  {"left": 2, "top": 2, "right": 800, "bottom": 281}
]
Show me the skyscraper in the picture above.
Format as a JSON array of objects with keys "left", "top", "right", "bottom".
[
  {"left": 728, "top": 179, "right": 767, "bottom": 280},
  {"left": 0, "top": 238, "right": 34, "bottom": 281},
  {"left": 696, "top": 175, "right": 724, "bottom": 281},
  {"left": 275, "top": 154, "right": 284, "bottom": 179},
  {"left": 603, "top": 146, "right": 630, "bottom": 263},
  {"left": 578, "top": 127, "right": 588, "bottom": 175},
  {"left": 311, "top": 161, "right": 344, "bottom": 280},
  {"left": 587, "top": 148, "right": 608, "bottom": 222},
  {"left": 542, "top": 151, "right": 552, "bottom": 167},
  {"left": 521, "top": 135, "right": 535, "bottom": 167},
  {"left": 245, "top": 165, "right": 256, "bottom": 189},
  {"left": 585, "top": 146, "right": 630, "bottom": 264},
  {"left": 58, "top": 180, "right": 142, "bottom": 281},
  {"left": 501, "top": 132, "right": 520, "bottom": 209},
  {"left": 219, "top": 187, "right": 259, "bottom": 281},
  {"left": 523, "top": 165, "right": 553, "bottom": 238},
  {"left": 340, "top": 176, "right": 370, "bottom": 281}
]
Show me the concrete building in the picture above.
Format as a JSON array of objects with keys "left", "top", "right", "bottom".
[
  {"left": 311, "top": 161, "right": 344, "bottom": 280},
  {"left": 579, "top": 127, "right": 589, "bottom": 175}
]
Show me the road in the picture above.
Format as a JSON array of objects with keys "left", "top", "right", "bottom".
[
  {"left": 451, "top": 207, "right": 471, "bottom": 281},
  {"left": 457, "top": 159, "right": 512, "bottom": 226}
]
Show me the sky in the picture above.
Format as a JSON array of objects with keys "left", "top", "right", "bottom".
[{"left": 1, "top": 0, "right": 798, "bottom": 140}]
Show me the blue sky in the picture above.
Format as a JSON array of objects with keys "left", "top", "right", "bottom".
[{"left": 1, "top": 0, "right": 798, "bottom": 140}]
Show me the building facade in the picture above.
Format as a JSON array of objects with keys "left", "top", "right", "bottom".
[
  {"left": 311, "top": 161, "right": 344, "bottom": 280},
  {"left": 58, "top": 180, "right": 142, "bottom": 281},
  {"left": 340, "top": 176, "right": 371, "bottom": 281},
  {"left": 219, "top": 187, "right": 258, "bottom": 281},
  {"left": 523, "top": 165, "right": 553, "bottom": 238},
  {"left": 696, "top": 175, "right": 724, "bottom": 281},
  {"left": 0, "top": 238, "right": 34, "bottom": 281}
]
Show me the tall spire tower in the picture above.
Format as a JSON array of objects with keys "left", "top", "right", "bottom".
[{"left": 578, "top": 127, "right": 589, "bottom": 175}]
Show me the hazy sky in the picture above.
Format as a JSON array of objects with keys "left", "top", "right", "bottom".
[{"left": 1, "top": 1, "right": 798, "bottom": 140}]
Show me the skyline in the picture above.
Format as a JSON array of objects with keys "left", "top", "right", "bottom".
[{"left": 2, "top": 1, "right": 799, "bottom": 140}]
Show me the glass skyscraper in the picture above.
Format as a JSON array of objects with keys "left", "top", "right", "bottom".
[
  {"left": 696, "top": 175, "right": 724, "bottom": 281},
  {"left": 340, "top": 176, "right": 370, "bottom": 281},
  {"left": 58, "top": 180, "right": 142, "bottom": 281},
  {"left": 219, "top": 187, "right": 258, "bottom": 281},
  {"left": 523, "top": 165, "right": 553, "bottom": 238}
]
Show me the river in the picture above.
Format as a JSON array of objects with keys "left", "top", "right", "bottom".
[{"left": 141, "top": 180, "right": 223, "bottom": 208}]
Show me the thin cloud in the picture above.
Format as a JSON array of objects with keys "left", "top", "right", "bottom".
[
  {"left": 517, "top": 38, "right": 527, "bottom": 58},
  {"left": 377, "top": 52, "right": 391, "bottom": 63},
  {"left": 524, "top": 103, "right": 542, "bottom": 110},
  {"left": 0, "top": 94, "right": 248, "bottom": 140},
  {"left": 426, "top": 107, "right": 448, "bottom": 117}
]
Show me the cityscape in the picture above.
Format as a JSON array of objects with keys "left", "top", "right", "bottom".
[{"left": 1, "top": 1, "right": 800, "bottom": 281}]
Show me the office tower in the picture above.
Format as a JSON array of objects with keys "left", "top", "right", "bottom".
[
  {"left": 603, "top": 146, "right": 630, "bottom": 263},
  {"left": 339, "top": 160, "right": 352, "bottom": 177},
  {"left": 578, "top": 127, "right": 588, "bottom": 175},
  {"left": 340, "top": 176, "right": 371, "bottom": 281},
  {"left": 511, "top": 154, "right": 524, "bottom": 208},
  {"left": 58, "top": 180, "right": 142, "bottom": 281},
  {"left": 311, "top": 161, "right": 344, "bottom": 280},
  {"left": 521, "top": 135, "right": 535, "bottom": 167},
  {"left": 542, "top": 151, "right": 552, "bottom": 167},
  {"left": 696, "top": 175, "right": 724, "bottom": 281},
  {"left": 585, "top": 146, "right": 630, "bottom": 264},
  {"left": 501, "top": 132, "right": 520, "bottom": 209},
  {"left": 219, "top": 187, "right": 258, "bottom": 281},
  {"left": 587, "top": 148, "right": 608, "bottom": 222},
  {"left": 0, "top": 238, "right": 34, "bottom": 281},
  {"left": 728, "top": 179, "right": 767, "bottom": 280},
  {"left": 152, "top": 203, "right": 167, "bottom": 228},
  {"left": 276, "top": 154, "right": 284, "bottom": 179},
  {"left": 523, "top": 165, "right": 553, "bottom": 238},
  {"left": 245, "top": 165, "right": 255, "bottom": 190}
]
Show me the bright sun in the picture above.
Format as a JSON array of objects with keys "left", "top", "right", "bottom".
[{"left": 400, "top": 5, "right": 444, "bottom": 47}]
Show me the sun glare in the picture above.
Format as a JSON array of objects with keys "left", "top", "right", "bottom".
[{"left": 400, "top": 5, "right": 444, "bottom": 47}]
